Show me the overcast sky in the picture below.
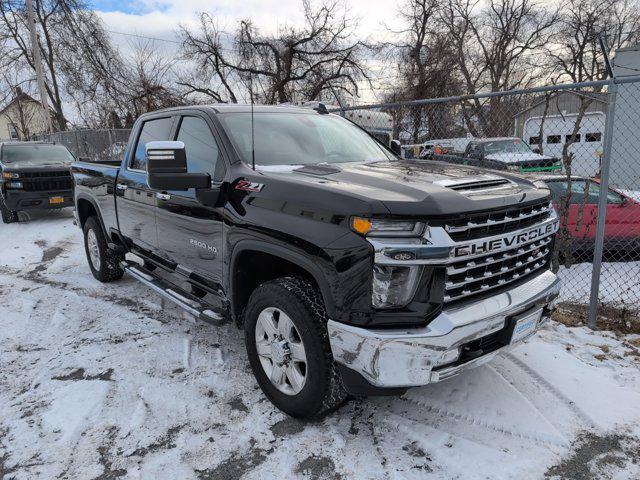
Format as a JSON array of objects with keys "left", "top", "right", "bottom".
[
  {"left": 91, "top": 0, "right": 403, "bottom": 102},
  {"left": 93, "top": 0, "right": 402, "bottom": 39}
]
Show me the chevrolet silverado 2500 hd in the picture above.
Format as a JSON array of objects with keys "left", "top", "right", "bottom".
[
  {"left": 1, "top": 142, "right": 75, "bottom": 223},
  {"left": 72, "top": 105, "right": 560, "bottom": 418}
]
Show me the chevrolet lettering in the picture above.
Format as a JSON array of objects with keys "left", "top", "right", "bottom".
[
  {"left": 72, "top": 104, "right": 560, "bottom": 418},
  {"left": 453, "top": 220, "right": 559, "bottom": 258}
]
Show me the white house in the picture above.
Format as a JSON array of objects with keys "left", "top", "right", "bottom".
[{"left": 0, "top": 88, "right": 52, "bottom": 141}]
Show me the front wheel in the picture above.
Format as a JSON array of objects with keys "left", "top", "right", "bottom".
[
  {"left": 244, "top": 277, "right": 348, "bottom": 418},
  {"left": 0, "top": 196, "right": 18, "bottom": 224},
  {"left": 83, "top": 216, "right": 124, "bottom": 282}
]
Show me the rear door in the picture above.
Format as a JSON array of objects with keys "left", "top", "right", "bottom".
[
  {"left": 547, "top": 180, "right": 597, "bottom": 247},
  {"left": 116, "top": 116, "right": 175, "bottom": 252},
  {"left": 155, "top": 114, "right": 227, "bottom": 295}
]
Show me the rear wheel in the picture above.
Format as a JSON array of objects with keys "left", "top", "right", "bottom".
[
  {"left": 83, "top": 216, "right": 124, "bottom": 282},
  {"left": 244, "top": 277, "right": 348, "bottom": 418},
  {"left": 0, "top": 196, "right": 18, "bottom": 224}
]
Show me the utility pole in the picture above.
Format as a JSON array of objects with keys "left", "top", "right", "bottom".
[{"left": 25, "top": 0, "right": 54, "bottom": 133}]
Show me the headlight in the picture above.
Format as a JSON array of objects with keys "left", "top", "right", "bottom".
[
  {"left": 372, "top": 264, "right": 422, "bottom": 308},
  {"left": 351, "top": 217, "right": 425, "bottom": 237},
  {"left": 2, "top": 172, "right": 19, "bottom": 179},
  {"left": 533, "top": 180, "right": 548, "bottom": 189}
]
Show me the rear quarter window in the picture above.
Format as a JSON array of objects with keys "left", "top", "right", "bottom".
[{"left": 130, "top": 117, "right": 173, "bottom": 171}]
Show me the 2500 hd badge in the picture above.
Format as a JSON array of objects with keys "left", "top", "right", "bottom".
[{"left": 453, "top": 220, "right": 559, "bottom": 257}]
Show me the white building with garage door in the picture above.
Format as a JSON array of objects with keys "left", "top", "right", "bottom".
[
  {"left": 513, "top": 91, "right": 607, "bottom": 177},
  {"left": 610, "top": 44, "right": 640, "bottom": 190}
]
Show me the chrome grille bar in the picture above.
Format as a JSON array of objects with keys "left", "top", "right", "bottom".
[
  {"left": 445, "top": 202, "right": 553, "bottom": 234},
  {"left": 446, "top": 237, "right": 553, "bottom": 275},
  {"left": 445, "top": 248, "right": 550, "bottom": 290},
  {"left": 444, "top": 258, "right": 549, "bottom": 302}
]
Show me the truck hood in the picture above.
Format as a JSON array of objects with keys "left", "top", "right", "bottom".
[
  {"left": 3, "top": 161, "right": 72, "bottom": 170},
  {"left": 259, "top": 160, "right": 550, "bottom": 216},
  {"left": 484, "top": 152, "right": 555, "bottom": 164}
]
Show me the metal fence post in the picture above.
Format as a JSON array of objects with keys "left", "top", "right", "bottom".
[{"left": 588, "top": 79, "right": 618, "bottom": 329}]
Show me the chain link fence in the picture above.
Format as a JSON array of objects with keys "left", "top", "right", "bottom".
[
  {"left": 32, "top": 79, "right": 640, "bottom": 325},
  {"left": 334, "top": 76, "right": 640, "bottom": 324},
  {"left": 34, "top": 129, "right": 131, "bottom": 163}
]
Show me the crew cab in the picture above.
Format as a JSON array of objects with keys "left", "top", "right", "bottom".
[
  {"left": 434, "top": 137, "right": 561, "bottom": 173},
  {"left": 72, "top": 105, "right": 560, "bottom": 418},
  {"left": 0, "top": 142, "right": 75, "bottom": 223}
]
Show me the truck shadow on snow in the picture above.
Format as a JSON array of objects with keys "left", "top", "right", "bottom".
[{"left": 13, "top": 206, "right": 75, "bottom": 224}]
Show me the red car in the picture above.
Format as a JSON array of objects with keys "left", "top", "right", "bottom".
[{"left": 540, "top": 176, "right": 640, "bottom": 256}]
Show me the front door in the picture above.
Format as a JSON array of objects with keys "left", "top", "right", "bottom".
[
  {"left": 155, "top": 114, "right": 227, "bottom": 295},
  {"left": 117, "top": 116, "right": 175, "bottom": 253}
]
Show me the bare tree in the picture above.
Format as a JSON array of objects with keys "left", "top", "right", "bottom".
[
  {"left": 441, "top": 0, "right": 558, "bottom": 135},
  {"left": 179, "top": 0, "right": 371, "bottom": 104},
  {"left": 125, "top": 40, "right": 185, "bottom": 120},
  {"left": 0, "top": 0, "right": 141, "bottom": 130},
  {"left": 1, "top": 0, "right": 69, "bottom": 130},
  {"left": 384, "top": 0, "right": 463, "bottom": 142},
  {"left": 548, "top": 0, "right": 640, "bottom": 84},
  {"left": 545, "top": 0, "right": 640, "bottom": 267}
]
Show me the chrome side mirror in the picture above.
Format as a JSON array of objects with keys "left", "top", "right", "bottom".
[
  {"left": 146, "top": 141, "right": 187, "bottom": 174},
  {"left": 146, "top": 140, "right": 210, "bottom": 191}
]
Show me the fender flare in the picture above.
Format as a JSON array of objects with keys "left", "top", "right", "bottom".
[
  {"left": 75, "top": 193, "right": 109, "bottom": 240},
  {"left": 229, "top": 239, "right": 338, "bottom": 319}
]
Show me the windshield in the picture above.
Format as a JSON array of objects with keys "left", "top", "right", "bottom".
[
  {"left": 1, "top": 145, "right": 74, "bottom": 165},
  {"left": 219, "top": 112, "right": 395, "bottom": 167},
  {"left": 484, "top": 139, "right": 533, "bottom": 155}
]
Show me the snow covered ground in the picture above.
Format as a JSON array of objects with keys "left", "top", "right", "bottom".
[{"left": 2, "top": 209, "right": 640, "bottom": 480}]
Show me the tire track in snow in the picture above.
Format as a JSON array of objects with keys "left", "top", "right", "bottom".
[
  {"left": 501, "top": 353, "right": 596, "bottom": 430},
  {"left": 392, "top": 394, "right": 569, "bottom": 449}
]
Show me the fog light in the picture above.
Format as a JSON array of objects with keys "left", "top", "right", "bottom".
[
  {"left": 372, "top": 264, "right": 422, "bottom": 308},
  {"left": 8, "top": 181, "right": 23, "bottom": 189},
  {"left": 434, "top": 348, "right": 460, "bottom": 367}
]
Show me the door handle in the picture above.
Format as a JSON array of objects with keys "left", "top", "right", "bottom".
[
  {"left": 116, "top": 183, "right": 128, "bottom": 191},
  {"left": 156, "top": 192, "right": 171, "bottom": 201}
]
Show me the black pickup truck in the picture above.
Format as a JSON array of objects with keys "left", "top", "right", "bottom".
[
  {"left": 1, "top": 142, "right": 75, "bottom": 223},
  {"left": 72, "top": 105, "right": 560, "bottom": 418}
]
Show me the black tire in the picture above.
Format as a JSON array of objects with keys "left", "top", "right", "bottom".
[
  {"left": 244, "top": 277, "right": 348, "bottom": 419},
  {"left": 0, "top": 196, "right": 18, "bottom": 224},
  {"left": 83, "top": 216, "right": 124, "bottom": 282}
]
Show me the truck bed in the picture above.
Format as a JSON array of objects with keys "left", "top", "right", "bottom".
[
  {"left": 76, "top": 159, "right": 121, "bottom": 167},
  {"left": 72, "top": 160, "right": 121, "bottom": 235}
]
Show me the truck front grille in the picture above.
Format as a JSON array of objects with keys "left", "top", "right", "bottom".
[
  {"left": 442, "top": 199, "right": 555, "bottom": 304},
  {"left": 443, "top": 199, "right": 553, "bottom": 241},
  {"left": 444, "top": 237, "right": 552, "bottom": 302},
  {"left": 20, "top": 170, "right": 73, "bottom": 192}
]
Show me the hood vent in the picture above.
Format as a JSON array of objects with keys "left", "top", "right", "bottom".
[
  {"left": 435, "top": 175, "right": 512, "bottom": 193},
  {"left": 293, "top": 164, "right": 342, "bottom": 175}
]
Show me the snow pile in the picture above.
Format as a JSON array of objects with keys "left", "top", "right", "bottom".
[{"left": 1, "top": 208, "right": 639, "bottom": 479}]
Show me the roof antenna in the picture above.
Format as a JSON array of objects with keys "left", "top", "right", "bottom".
[{"left": 250, "top": 73, "right": 256, "bottom": 171}]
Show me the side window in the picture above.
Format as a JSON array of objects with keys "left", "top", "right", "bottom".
[
  {"left": 547, "top": 135, "right": 561, "bottom": 144},
  {"left": 131, "top": 117, "right": 173, "bottom": 171},
  {"left": 467, "top": 143, "right": 479, "bottom": 156},
  {"left": 176, "top": 116, "right": 221, "bottom": 178}
]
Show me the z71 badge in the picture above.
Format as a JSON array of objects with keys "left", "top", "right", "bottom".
[{"left": 235, "top": 180, "right": 264, "bottom": 192}]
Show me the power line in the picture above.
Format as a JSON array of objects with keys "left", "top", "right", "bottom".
[{"left": 106, "top": 29, "right": 182, "bottom": 45}]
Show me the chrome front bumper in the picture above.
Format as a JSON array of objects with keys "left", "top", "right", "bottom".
[{"left": 328, "top": 269, "right": 560, "bottom": 388}]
